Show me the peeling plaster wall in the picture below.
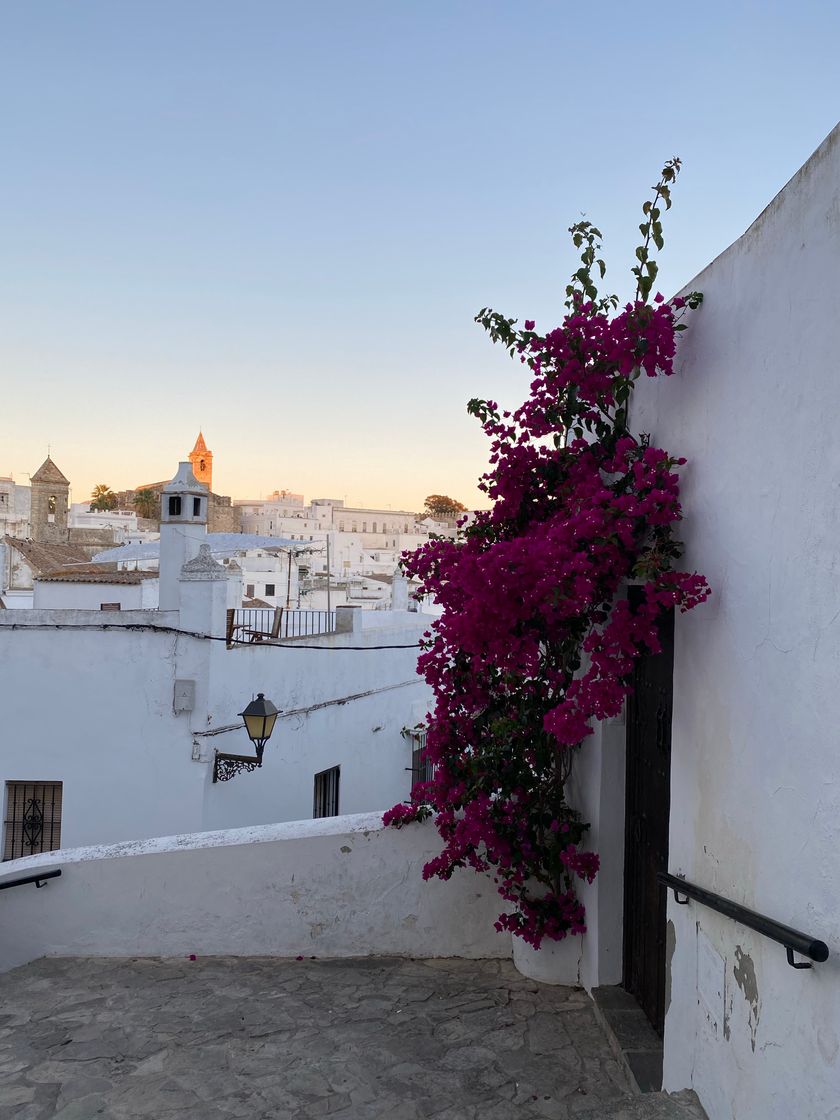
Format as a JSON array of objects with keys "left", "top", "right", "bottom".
[
  {"left": 0, "top": 814, "right": 511, "bottom": 972},
  {"left": 0, "top": 609, "right": 431, "bottom": 850},
  {"left": 632, "top": 124, "right": 840, "bottom": 1119}
]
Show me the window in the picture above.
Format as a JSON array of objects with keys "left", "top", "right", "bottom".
[
  {"left": 339, "top": 521, "right": 345, "bottom": 531},
  {"left": 246, "top": 583, "right": 255, "bottom": 598},
  {"left": 100, "top": 602, "right": 121, "bottom": 611},
  {"left": 48, "top": 495, "right": 56, "bottom": 513},
  {"left": 3, "top": 781, "right": 63, "bottom": 861},
  {"left": 372, "top": 522, "right": 377, "bottom": 533},
  {"left": 362, "top": 522, "right": 367, "bottom": 533},
  {"left": 409, "top": 731, "right": 434, "bottom": 794},
  {"left": 192, "top": 497, "right": 201, "bottom": 516},
  {"left": 265, "top": 583, "right": 275, "bottom": 597},
  {"left": 199, "top": 458, "right": 206, "bottom": 472},
  {"left": 313, "top": 766, "right": 340, "bottom": 818},
  {"left": 169, "top": 496, "right": 182, "bottom": 517}
]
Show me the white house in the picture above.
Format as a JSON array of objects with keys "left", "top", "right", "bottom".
[
  {"left": 0, "top": 462, "right": 432, "bottom": 855},
  {"left": 68, "top": 503, "right": 139, "bottom": 536},
  {"left": 0, "top": 475, "right": 30, "bottom": 539}
]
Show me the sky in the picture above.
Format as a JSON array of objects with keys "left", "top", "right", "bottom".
[{"left": 1, "top": 1, "right": 838, "bottom": 511}]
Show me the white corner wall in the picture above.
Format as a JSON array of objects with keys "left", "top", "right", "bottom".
[
  {"left": 632, "top": 124, "right": 840, "bottom": 1120},
  {"left": 0, "top": 814, "right": 511, "bottom": 973}
]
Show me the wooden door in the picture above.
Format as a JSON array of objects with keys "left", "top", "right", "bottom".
[{"left": 623, "top": 593, "right": 675, "bottom": 1036}]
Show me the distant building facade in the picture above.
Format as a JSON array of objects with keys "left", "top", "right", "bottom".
[{"left": 0, "top": 476, "right": 31, "bottom": 540}]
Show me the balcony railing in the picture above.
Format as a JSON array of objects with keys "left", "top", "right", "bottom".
[{"left": 226, "top": 608, "right": 336, "bottom": 647}]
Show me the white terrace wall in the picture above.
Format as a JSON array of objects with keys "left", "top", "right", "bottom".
[
  {"left": 632, "top": 124, "right": 840, "bottom": 1120},
  {"left": 0, "top": 608, "right": 430, "bottom": 850},
  {"left": 0, "top": 814, "right": 511, "bottom": 973}
]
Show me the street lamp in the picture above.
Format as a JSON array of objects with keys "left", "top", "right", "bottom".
[
  {"left": 213, "top": 692, "right": 280, "bottom": 783},
  {"left": 239, "top": 692, "right": 279, "bottom": 764}
]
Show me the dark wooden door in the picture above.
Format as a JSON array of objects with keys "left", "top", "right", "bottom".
[{"left": 623, "top": 593, "right": 675, "bottom": 1036}]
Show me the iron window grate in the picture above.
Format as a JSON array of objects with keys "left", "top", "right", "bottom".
[
  {"left": 313, "top": 766, "right": 340, "bottom": 818},
  {"left": 3, "top": 781, "right": 63, "bottom": 861}
]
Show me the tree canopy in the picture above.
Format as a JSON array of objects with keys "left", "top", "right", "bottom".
[
  {"left": 422, "top": 494, "right": 467, "bottom": 521},
  {"left": 89, "top": 484, "right": 117, "bottom": 512},
  {"left": 134, "top": 489, "right": 159, "bottom": 521}
]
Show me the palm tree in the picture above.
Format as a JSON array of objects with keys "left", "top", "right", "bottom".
[
  {"left": 134, "top": 489, "right": 159, "bottom": 521},
  {"left": 90, "top": 484, "right": 117, "bottom": 512}
]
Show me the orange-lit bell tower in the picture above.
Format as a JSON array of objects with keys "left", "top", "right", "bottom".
[{"left": 188, "top": 432, "right": 213, "bottom": 492}]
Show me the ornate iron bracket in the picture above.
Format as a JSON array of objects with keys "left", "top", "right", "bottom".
[{"left": 213, "top": 751, "right": 262, "bottom": 783}]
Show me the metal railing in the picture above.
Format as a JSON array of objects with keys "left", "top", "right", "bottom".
[
  {"left": 0, "top": 868, "right": 62, "bottom": 891},
  {"left": 659, "top": 871, "right": 829, "bottom": 970},
  {"left": 226, "top": 608, "right": 336, "bottom": 647}
]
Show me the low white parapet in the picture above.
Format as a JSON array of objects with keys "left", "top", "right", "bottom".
[{"left": 0, "top": 813, "right": 511, "bottom": 972}]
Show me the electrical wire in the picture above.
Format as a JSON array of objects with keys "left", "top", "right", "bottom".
[{"left": 2, "top": 620, "right": 422, "bottom": 650}]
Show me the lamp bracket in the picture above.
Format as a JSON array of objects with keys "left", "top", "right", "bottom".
[{"left": 213, "top": 751, "right": 262, "bottom": 783}]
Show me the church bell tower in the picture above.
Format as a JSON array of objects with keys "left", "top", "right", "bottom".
[{"left": 188, "top": 432, "right": 213, "bottom": 493}]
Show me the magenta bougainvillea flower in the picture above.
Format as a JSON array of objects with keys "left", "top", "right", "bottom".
[{"left": 385, "top": 161, "right": 709, "bottom": 949}]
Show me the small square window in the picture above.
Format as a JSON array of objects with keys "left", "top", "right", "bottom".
[{"left": 265, "top": 583, "right": 275, "bottom": 597}]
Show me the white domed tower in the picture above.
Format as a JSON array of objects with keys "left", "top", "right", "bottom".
[{"left": 158, "top": 462, "right": 209, "bottom": 611}]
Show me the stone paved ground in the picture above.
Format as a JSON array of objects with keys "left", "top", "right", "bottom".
[{"left": 0, "top": 957, "right": 706, "bottom": 1120}]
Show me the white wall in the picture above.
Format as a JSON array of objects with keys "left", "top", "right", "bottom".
[
  {"left": 33, "top": 579, "right": 158, "bottom": 610},
  {"left": 0, "top": 814, "right": 511, "bottom": 973},
  {"left": 0, "top": 604, "right": 430, "bottom": 851},
  {"left": 632, "top": 124, "right": 840, "bottom": 1120}
]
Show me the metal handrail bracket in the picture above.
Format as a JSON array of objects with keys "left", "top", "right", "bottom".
[
  {"left": 659, "top": 871, "right": 829, "bottom": 970},
  {"left": 0, "top": 868, "right": 62, "bottom": 891}
]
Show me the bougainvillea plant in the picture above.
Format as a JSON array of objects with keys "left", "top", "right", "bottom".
[{"left": 384, "top": 160, "right": 710, "bottom": 948}]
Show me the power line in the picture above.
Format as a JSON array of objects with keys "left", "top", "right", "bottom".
[{"left": 1, "top": 620, "right": 423, "bottom": 650}]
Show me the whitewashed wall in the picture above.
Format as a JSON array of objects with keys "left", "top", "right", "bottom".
[
  {"left": 632, "top": 124, "right": 840, "bottom": 1120},
  {"left": 0, "top": 814, "right": 511, "bottom": 973},
  {"left": 33, "top": 578, "right": 158, "bottom": 610},
  {"left": 0, "top": 606, "right": 430, "bottom": 850}
]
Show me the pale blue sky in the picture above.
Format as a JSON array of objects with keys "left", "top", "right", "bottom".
[{"left": 1, "top": 1, "right": 838, "bottom": 508}]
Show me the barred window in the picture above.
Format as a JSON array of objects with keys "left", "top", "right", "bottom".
[
  {"left": 313, "top": 766, "right": 340, "bottom": 818},
  {"left": 3, "top": 781, "right": 63, "bottom": 861},
  {"left": 409, "top": 731, "right": 434, "bottom": 794}
]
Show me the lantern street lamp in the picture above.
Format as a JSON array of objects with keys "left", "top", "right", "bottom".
[
  {"left": 213, "top": 692, "right": 280, "bottom": 783},
  {"left": 239, "top": 693, "right": 279, "bottom": 763}
]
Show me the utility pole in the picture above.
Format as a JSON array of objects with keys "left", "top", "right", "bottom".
[
  {"left": 326, "top": 533, "right": 331, "bottom": 612},
  {"left": 286, "top": 548, "right": 293, "bottom": 609}
]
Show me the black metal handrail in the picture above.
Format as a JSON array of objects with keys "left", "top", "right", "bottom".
[
  {"left": 659, "top": 871, "right": 829, "bottom": 970},
  {"left": 0, "top": 868, "right": 62, "bottom": 891}
]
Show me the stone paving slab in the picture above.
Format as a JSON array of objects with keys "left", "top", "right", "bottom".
[{"left": 0, "top": 956, "right": 705, "bottom": 1119}]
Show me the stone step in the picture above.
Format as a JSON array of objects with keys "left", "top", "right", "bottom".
[{"left": 579, "top": 1089, "right": 708, "bottom": 1119}]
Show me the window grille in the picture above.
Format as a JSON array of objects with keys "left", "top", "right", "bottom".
[
  {"left": 409, "top": 731, "right": 434, "bottom": 794},
  {"left": 265, "top": 583, "right": 276, "bottom": 597},
  {"left": 3, "top": 781, "right": 63, "bottom": 861},
  {"left": 313, "top": 766, "right": 340, "bottom": 818}
]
